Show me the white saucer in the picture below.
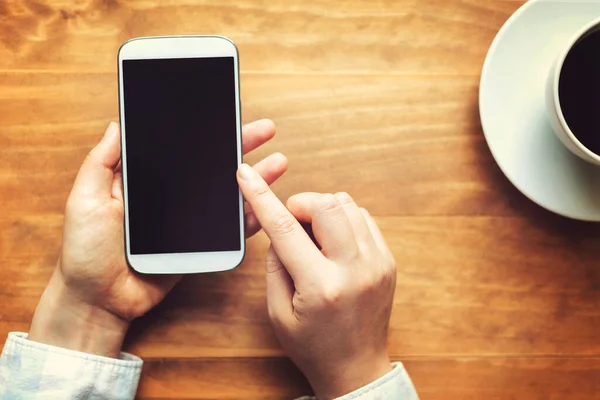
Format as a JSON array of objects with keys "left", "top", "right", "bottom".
[{"left": 480, "top": 0, "right": 600, "bottom": 221}]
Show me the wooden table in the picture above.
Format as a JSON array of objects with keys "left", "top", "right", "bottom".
[{"left": 2, "top": 0, "right": 600, "bottom": 398}]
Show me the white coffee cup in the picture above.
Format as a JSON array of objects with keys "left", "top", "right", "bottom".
[{"left": 546, "top": 17, "right": 600, "bottom": 166}]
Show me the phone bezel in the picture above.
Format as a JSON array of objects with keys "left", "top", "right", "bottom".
[{"left": 118, "top": 36, "right": 245, "bottom": 274}]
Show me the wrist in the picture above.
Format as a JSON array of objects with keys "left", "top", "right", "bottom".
[
  {"left": 29, "top": 269, "right": 129, "bottom": 358},
  {"left": 309, "top": 355, "right": 392, "bottom": 400}
]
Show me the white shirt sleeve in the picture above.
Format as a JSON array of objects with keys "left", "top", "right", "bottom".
[
  {"left": 0, "top": 332, "right": 418, "bottom": 400},
  {"left": 0, "top": 332, "right": 142, "bottom": 400},
  {"left": 295, "top": 362, "right": 419, "bottom": 400}
]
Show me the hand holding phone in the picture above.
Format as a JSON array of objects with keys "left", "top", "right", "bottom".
[{"left": 28, "top": 120, "right": 286, "bottom": 358}]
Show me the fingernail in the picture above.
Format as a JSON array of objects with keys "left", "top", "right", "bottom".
[
  {"left": 104, "top": 122, "right": 118, "bottom": 139},
  {"left": 238, "top": 163, "right": 255, "bottom": 181}
]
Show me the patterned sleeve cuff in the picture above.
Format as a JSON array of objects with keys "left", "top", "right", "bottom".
[
  {"left": 0, "top": 332, "right": 142, "bottom": 400},
  {"left": 296, "top": 362, "right": 419, "bottom": 400}
]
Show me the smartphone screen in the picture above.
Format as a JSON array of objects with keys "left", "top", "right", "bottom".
[{"left": 122, "top": 57, "right": 241, "bottom": 255}]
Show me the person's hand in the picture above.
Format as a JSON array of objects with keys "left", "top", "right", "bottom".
[
  {"left": 236, "top": 164, "right": 396, "bottom": 399},
  {"left": 29, "top": 120, "right": 287, "bottom": 358}
]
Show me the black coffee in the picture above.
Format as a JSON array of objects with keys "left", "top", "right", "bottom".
[{"left": 559, "top": 28, "right": 600, "bottom": 155}]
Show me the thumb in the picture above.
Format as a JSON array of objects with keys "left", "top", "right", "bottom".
[
  {"left": 265, "top": 245, "right": 295, "bottom": 327},
  {"left": 71, "top": 122, "right": 121, "bottom": 200}
]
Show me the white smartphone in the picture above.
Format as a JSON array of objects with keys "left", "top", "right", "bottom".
[{"left": 118, "top": 36, "right": 245, "bottom": 274}]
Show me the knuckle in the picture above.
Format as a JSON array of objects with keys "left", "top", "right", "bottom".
[
  {"left": 388, "top": 256, "right": 397, "bottom": 272},
  {"left": 315, "top": 193, "right": 341, "bottom": 213},
  {"left": 382, "top": 249, "right": 397, "bottom": 271},
  {"left": 320, "top": 286, "right": 343, "bottom": 307},
  {"left": 361, "top": 267, "right": 395, "bottom": 294},
  {"left": 389, "top": 272, "right": 398, "bottom": 290},
  {"left": 251, "top": 181, "right": 270, "bottom": 199},
  {"left": 271, "top": 213, "right": 297, "bottom": 236},
  {"left": 382, "top": 267, "right": 397, "bottom": 286},
  {"left": 334, "top": 192, "right": 354, "bottom": 205},
  {"left": 317, "top": 277, "right": 345, "bottom": 307},
  {"left": 380, "top": 267, "right": 397, "bottom": 294},
  {"left": 65, "top": 194, "right": 97, "bottom": 216},
  {"left": 358, "top": 273, "right": 378, "bottom": 294},
  {"left": 345, "top": 245, "right": 362, "bottom": 264},
  {"left": 265, "top": 257, "right": 282, "bottom": 274}
]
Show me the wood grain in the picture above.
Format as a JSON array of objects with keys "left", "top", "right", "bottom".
[
  {"left": 4, "top": 0, "right": 600, "bottom": 398},
  {"left": 136, "top": 356, "right": 600, "bottom": 399},
  {"left": 137, "top": 357, "right": 311, "bottom": 400},
  {"left": 3, "top": 216, "right": 600, "bottom": 358},
  {"left": 0, "top": 72, "right": 523, "bottom": 217},
  {"left": 0, "top": 0, "right": 517, "bottom": 74}
]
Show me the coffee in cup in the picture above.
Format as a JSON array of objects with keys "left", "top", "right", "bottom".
[{"left": 547, "top": 18, "right": 600, "bottom": 166}]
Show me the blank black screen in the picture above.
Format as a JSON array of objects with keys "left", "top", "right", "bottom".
[{"left": 122, "top": 57, "right": 241, "bottom": 255}]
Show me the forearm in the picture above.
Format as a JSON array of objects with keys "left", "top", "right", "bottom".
[
  {"left": 310, "top": 354, "right": 393, "bottom": 399},
  {"left": 28, "top": 269, "right": 129, "bottom": 358},
  {"left": 297, "top": 362, "right": 419, "bottom": 400},
  {"left": 0, "top": 269, "right": 142, "bottom": 399}
]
